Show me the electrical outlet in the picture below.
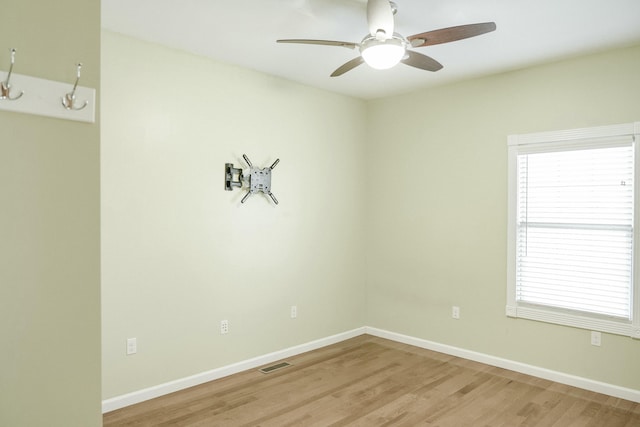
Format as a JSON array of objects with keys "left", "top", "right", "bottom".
[
  {"left": 220, "top": 319, "right": 229, "bottom": 335},
  {"left": 590, "top": 331, "right": 601, "bottom": 347},
  {"left": 452, "top": 306, "right": 460, "bottom": 319},
  {"left": 290, "top": 305, "right": 297, "bottom": 319},
  {"left": 126, "top": 337, "right": 137, "bottom": 355}
]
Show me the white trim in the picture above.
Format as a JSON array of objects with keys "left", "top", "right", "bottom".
[
  {"left": 0, "top": 71, "right": 96, "bottom": 123},
  {"left": 103, "top": 326, "right": 640, "bottom": 413},
  {"left": 506, "top": 143, "right": 518, "bottom": 311},
  {"left": 101, "top": 327, "right": 366, "bottom": 413},
  {"left": 508, "top": 122, "right": 637, "bottom": 146},
  {"left": 507, "top": 121, "right": 640, "bottom": 337},
  {"left": 365, "top": 327, "right": 640, "bottom": 403},
  {"left": 634, "top": 137, "right": 640, "bottom": 339},
  {"left": 509, "top": 305, "right": 634, "bottom": 337}
]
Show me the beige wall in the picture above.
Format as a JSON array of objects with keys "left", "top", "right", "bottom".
[
  {"left": 366, "top": 44, "right": 640, "bottom": 390},
  {"left": 102, "top": 27, "right": 639, "bottom": 402},
  {"left": 2, "top": 2, "right": 636, "bottom": 419},
  {"left": 0, "top": 1, "right": 101, "bottom": 426},
  {"left": 101, "top": 31, "right": 367, "bottom": 398}
]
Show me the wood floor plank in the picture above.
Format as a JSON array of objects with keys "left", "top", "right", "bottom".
[{"left": 103, "top": 335, "right": 639, "bottom": 426}]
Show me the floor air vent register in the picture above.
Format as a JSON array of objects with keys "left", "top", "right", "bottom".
[{"left": 259, "top": 362, "right": 292, "bottom": 374}]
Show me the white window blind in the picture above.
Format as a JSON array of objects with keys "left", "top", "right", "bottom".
[
  {"left": 516, "top": 144, "right": 634, "bottom": 319},
  {"left": 507, "top": 122, "right": 640, "bottom": 338}
]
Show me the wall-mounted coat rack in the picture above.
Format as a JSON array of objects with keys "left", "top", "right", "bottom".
[
  {"left": 225, "top": 154, "right": 280, "bottom": 204},
  {"left": 0, "top": 48, "right": 95, "bottom": 123}
]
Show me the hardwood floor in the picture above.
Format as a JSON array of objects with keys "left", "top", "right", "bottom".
[{"left": 103, "top": 335, "right": 640, "bottom": 426}]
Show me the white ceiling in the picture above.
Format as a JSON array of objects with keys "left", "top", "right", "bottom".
[{"left": 102, "top": 0, "right": 640, "bottom": 100}]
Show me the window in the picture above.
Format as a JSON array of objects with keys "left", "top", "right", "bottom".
[{"left": 507, "top": 122, "right": 640, "bottom": 338}]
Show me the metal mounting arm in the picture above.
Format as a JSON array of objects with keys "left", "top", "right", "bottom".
[{"left": 225, "top": 154, "right": 280, "bottom": 205}]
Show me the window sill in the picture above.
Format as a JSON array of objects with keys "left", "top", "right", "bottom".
[{"left": 506, "top": 304, "right": 640, "bottom": 339}]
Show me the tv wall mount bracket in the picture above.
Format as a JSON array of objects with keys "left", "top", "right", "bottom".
[{"left": 225, "top": 154, "right": 280, "bottom": 204}]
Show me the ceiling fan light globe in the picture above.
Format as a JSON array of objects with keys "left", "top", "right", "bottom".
[{"left": 360, "top": 37, "right": 405, "bottom": 70}]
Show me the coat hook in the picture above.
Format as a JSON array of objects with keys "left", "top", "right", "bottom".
[
  {"left": 61, "top": 63, "right": 88, "bottom": 111},
  {"left": 1, "top": 48, "right": 24, "bottom": 101}
]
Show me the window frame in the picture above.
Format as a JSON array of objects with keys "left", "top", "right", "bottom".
[{"left": 507, "top": 122, "right": 640, "bottom": 338}]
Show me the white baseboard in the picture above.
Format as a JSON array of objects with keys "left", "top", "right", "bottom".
[
  {"left": 102, "top": 327, "right": 366, "bottom": 413},
  {"left": 365, "top": 326, "right": 640, "bottom": 403},
  {"left": 103, "top": 325, "right": 640, "bottom": 413}
]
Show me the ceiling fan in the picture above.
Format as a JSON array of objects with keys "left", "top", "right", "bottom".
[{"left": 277, "top": 0, "right": 496, "bottom": 76}]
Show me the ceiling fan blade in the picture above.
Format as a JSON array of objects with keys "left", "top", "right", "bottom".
[
  {"left": 408, "top": 22, "right": 496, "bottom": 48},
  {"left": 331, "top": 56, "right": 365, "bottom": 77},
  {"left": 367, "top": 0, "right": 394, "bottom": 38},
  {"left": 401, "top": 50, "right": 443, "bottom": 72},
  {"left": 276, "top": 39, "right": 358, "bottom": 49}
]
